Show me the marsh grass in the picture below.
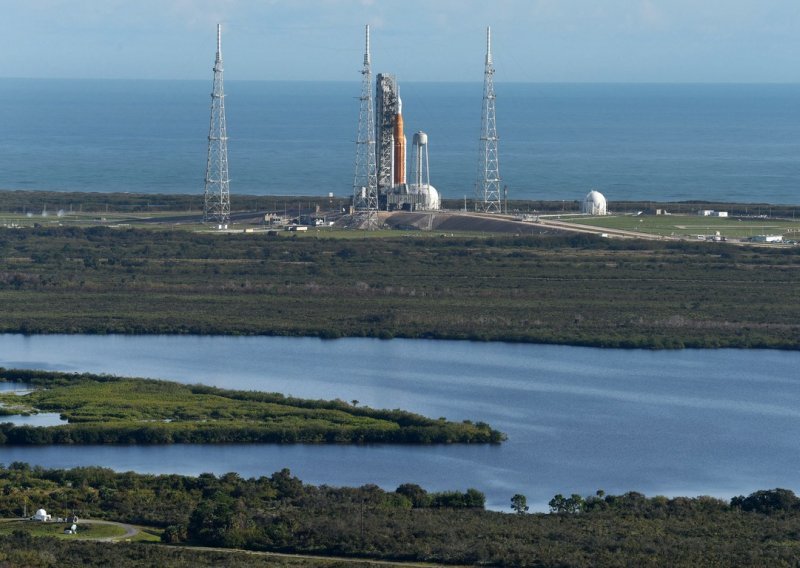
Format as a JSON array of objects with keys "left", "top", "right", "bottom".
[{"left": 0, "top": 370, "right": 505, "bottom": 445}]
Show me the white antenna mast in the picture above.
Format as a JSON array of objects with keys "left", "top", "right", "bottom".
[
  {"left": 364, "top": 24, "right": 371, "bottom": 66},
  {"left": 486, "top": 26, "right": 493, "bottom": 66},
  {"left": 216, "top": 24, "right": 222, "bottom": 61}
]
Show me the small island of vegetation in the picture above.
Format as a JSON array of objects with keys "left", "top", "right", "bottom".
[{"left": 0, "top": 369, "right": 505, "bottom": 445}]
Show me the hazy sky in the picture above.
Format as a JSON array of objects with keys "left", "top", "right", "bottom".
[{"left": 6, "top": 0, "right": 800, "bottom": 82}]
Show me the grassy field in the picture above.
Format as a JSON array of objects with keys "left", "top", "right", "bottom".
[
  {"left": 0, "top": 519, "right": 126, "bottom": 539},
  {"left": 565, "top": 213, "right": 800, "bottom": 240},
  {"left": 0, "top": 211, "right": 209, "bottom": 231}
]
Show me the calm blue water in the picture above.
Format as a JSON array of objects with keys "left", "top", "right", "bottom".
[
  {"left": 0, "top": 79, "right": 798, "bottom": 204},
  {"left": 1, "top": 334, "right": 799, "bottom": 511}
]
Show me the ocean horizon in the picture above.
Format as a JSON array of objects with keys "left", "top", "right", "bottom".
[{"left": 0, "top": 79, "right": 798, "bottom": 205}]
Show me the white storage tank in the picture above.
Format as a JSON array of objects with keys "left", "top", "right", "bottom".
[{"left": 581, "top": 190, "right": 608, "bottom": 215}]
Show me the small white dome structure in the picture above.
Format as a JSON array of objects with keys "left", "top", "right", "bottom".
[
  {"left": 33, "top": 508, "right": 51, "bottom": 522},
  {"left": 409, "top": 184, "right": 441, "bottom": 211},
  {"left": 424, "top": 185, "right": 441, "bottom": 210},
  {"left": 581, "top": 190, "right": 608, "bottom": 215}
]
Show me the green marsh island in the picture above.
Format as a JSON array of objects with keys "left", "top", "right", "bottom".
[{"left": 0, "top": 369, "right": 504, "bottom": 445}]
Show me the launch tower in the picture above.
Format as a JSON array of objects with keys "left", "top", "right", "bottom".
[
  {"left": 352, "top": 25, "right": 378, "bottom": 219},
  {"left": 476, "top": 26, "right": 502, "bottom": 214},
  {"left": 203, "top": 24, "right": 231, "bottom": 227},
  {"left": 376, "top": 74, "right": 400, "bottom": 195}
]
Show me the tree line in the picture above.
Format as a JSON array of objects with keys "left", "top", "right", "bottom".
[{"left": 2, "top": 463, "right": 800, "bottom": 566}]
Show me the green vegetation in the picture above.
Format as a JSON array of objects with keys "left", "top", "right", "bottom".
[
  {"left": 0, "top": 532, "right": 361, "bottom": 568},
  {"left": 0, "top": 225, "right": 798, "bottom": 348},
  {"left": 0, "top": 369, "right": 504, "bottom": 445},
  {"left": 1, "top": 464, "right": 800, "bottom": 566},
  {"left": 510, "top": 493, "right": 529, "bottom": 514},
  {"left": 0, "top": 520, "right": 126, "bottom": 539}
]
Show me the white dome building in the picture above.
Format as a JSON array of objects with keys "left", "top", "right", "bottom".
[
  {"left": 409, "top": 184, "right": 441, "bottom": 211},
  {"left": 33, "top": 508, "right": 51, "bottom": 522},
  {"left": 581, "top": 190, "right": 608, "bottom": 215}
]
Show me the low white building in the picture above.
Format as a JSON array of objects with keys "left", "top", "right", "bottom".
[
  {"left": 33, "top": 508, "right": 51, "bottom": 522},
  {"left": 751, "top": 235, "right": 783, "bottom": 243}
]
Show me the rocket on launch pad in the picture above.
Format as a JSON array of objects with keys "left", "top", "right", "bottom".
[
  {"left": 359, "top": 30, "right": 441, "bottom": 212},
  {"left": 393, "top": 98, "right": 406, "bottom": 186}
]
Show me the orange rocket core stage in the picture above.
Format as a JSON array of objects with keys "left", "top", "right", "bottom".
[{"left": 393, "top": 112, "right": 406, "bottom": 186}]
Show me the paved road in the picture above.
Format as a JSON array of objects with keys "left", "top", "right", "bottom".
[
  {"left": 168, "top": 544, "right": 468, "bottom": 567},
  {"left": 79, "top": 518, "right": 139, "bottom": 541},
  {"left": 534, "top": 216, "right": 667, "bottom": 240}
]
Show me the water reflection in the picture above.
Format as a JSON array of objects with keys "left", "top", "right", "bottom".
[{"left": 2, "top": 413, "right": 67, "bottom": 427}]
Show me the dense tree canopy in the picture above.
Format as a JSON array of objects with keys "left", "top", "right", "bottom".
[{"left": 1, "top": 464, "right": 800, "bottom": 566}]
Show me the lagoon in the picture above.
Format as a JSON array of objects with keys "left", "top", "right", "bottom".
[{"left": 0, "top": 334, "right": 798, "bottom": 511}]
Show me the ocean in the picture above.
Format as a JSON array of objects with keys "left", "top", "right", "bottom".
[{"left": 0, "top": 79, "right": 798, "bottom": 205}]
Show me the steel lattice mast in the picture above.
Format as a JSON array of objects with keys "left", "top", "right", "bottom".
[
  {"left": 477, "top": 26, "right": 502, "bottom": 213},
  {"left": 352, "top": 24, "right": 378, "bottom": 223},
  {"left": 203, "top": 24, "right": 231, "bottom": 227}
]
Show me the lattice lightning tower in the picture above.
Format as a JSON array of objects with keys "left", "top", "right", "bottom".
[
  {"left": 352, "top": 25, "right": 378, "bottom": 222},
  {"left": 203, "top": 24, "right": 231, "bottom": 227},
  {"left": 477, "top": 26, "right": 502, "bottom": 213}
]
